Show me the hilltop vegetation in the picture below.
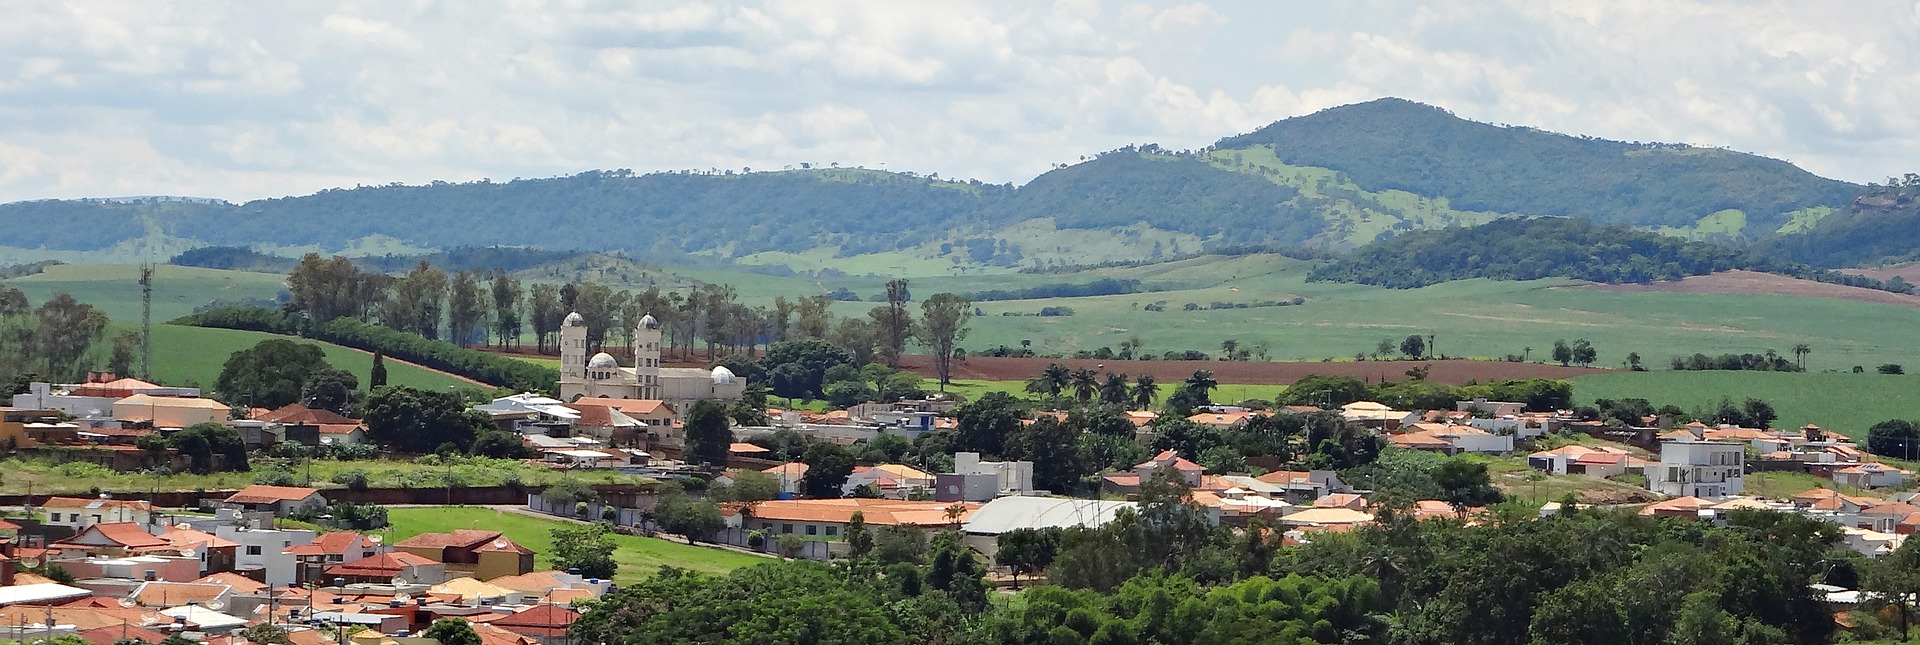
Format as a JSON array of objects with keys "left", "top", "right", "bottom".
[
  {"left": 1215, "top": 98, "right": 1860, "bottom": 234},
  {"left": 1759, "top": 174, "right": 1920, "bottom": 268},
  {"left": 1310, "top": 217, "right": 1912, "bottom": 292}
]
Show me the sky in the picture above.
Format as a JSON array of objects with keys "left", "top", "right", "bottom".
[{"left": 2, "top": 0, "right": 1918, "bottom": 203}]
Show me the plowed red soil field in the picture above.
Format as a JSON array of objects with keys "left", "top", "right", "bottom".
[{"left": 1576, "top": 270, "right": 1920, "bottom": 308}]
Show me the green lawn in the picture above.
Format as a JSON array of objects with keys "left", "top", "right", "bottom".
[
  {"left": 1746, "top": 471, "right": 1870, "bottom": 501},
  {"left": 382, "top": 506, "right": 768, "bottom": 585},
  {"left": 1573, "top": 371, "right": 1920, "bottom": 439}
]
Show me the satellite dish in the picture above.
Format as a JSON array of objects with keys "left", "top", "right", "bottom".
[
  {"left": 367, "top": 535, "right": 383, "bottom": 544},
  {"left": 393, "top": 592, "right": 411, "bottom": 602},
  {"left": 393, "top": 575, "right": 411, "bottom": 585},
  {"left": 182, "top": 548, "right": 197, "bottom": 559},
  {"left": 119, "top": 597, "right": 137, "bottom": 608},
  {"left": 207, "top": 600, "right": 225, "bottom": 611},
  {"left": 492, "top": 539, "right": 509, "bottom": 549},
  {"left": 22, "top": 556, "right": 40, "bottom": 568},
  {"left": 176, "top": 523, "right": 193, "bottom": 531}
]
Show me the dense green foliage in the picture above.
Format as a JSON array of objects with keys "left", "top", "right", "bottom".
[
  {"left": 991, "top": 149, "right": 1323, "bottom": 244},
  {"left": 1277, "top": 375, "right": 1573, "bottom": 412},
  {"left": 1216, "top": 98, "right": 1859, "bottom": 232},
  {"left": 172, "top": 245, "right": 581, "bottom": 275},
  {"left": 1310, "top": 216, "right": 1911, "bottom": 290},
  {"left": 962, "top": 278, "right": 1145, "bottom": 302},
  {"left": 362, "top": 385, "right": 490, "bottom": 454},
  {"left": 213, "top": 338, "right": 336, "bottom": 409},
  {"left": 174, "top": 306, "right": 555, "bottom": 393},
  {"left": 550, "top": 522, "right": 620, "bottom": 580},
  {"left": 1757, "top": 174, "right": 1920, "bottom": 268}
]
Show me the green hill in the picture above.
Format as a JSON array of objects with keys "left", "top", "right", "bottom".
[
  {"left": 0, "top": 98, "right": 1882, "bottom": 272},
  {"left": 1756, "top": 177, "right": 1920, "bottom": 268},
  {"left": 1213, "top": 98, "right": 1860, "bottom": 235}
]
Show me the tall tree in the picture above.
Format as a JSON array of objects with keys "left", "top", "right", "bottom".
[
  {"left": 548, "top": 523, "right": 619, "bottom": 580},
  {"left": 33, "top": 294, "right": 108, "bottom": 380},
  {"left": 369, "top": 351, "right": 388, "bottom": 389},
  {"left": 107, "top": 330, "right": 139, "bottom": 378},
  {"left": 490, "top": 271, "right": 522, "bottom": 349},
  {"left": 397, "top": 260, "right": 448, "bottom": 340},
  {"left": 1069, "top": 368, "right": 1099, "bottom": 403},
  {"left": 793, "top": 295, "right": 833, "bottom": 339},
  {"left": 446, "top": 270, "right": 486, "bottom": 347},
  {"left": 800, "top": 442, "right": 855, "bottom": 497},
  {"left": 1131, "top": 374, "right": 1158, "bottom": 409},
  {"left": 574, "top": 283, "right": 619, "bottom": 353},
  {"left": 831, "top": 318, "right": 880, "bottom": 366},
  {"left": 916, "top": 293, "right": 971, "bottom": 390},
  {"left": 1098, "top": 372, "right": 1131, "bottom": 406},
  {"left": 683, "top": 399, "right": 732, "bottom": 469},
  {"left": 216, "top": 339, "right": 332, "bottom": 409},
  {"left": 529, "top": 282, "right": 561, "bottom": 354},
  {"left": 363, "top": 385, "right": 486, "bottom": 454},
  {"left": 872, "top": 278, "right": 912, "bottom": 367},
  {"left": 300, "top": 369, "right": 359, "bottom": 416},
  {"left": 1183, "top": 370, "right": 1218, "bottom": 406}
]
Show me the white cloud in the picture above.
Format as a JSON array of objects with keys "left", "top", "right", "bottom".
[{"left": 0, "top": 0, "right": 1914, "bottom": 204}]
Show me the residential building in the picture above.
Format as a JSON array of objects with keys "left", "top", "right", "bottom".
[
  {"left": 935, "top": 452, "right": 1036, "bottom": 502},
  {"left": 131, "top": 580, "right": 232, "bottom": 608},
  {"left": 222, "top": 485, "right": 328, "bottom": 517},
  {"left": 763, "top": 462, "right": 809, "bottom": 495},
  {"left": 324, "top": 551, "right": 447, "bottom": 585},
  {"left": 13, "top": 376, "right": 199, "bottom": 420},
  {"left": 557, "top": 312, "right": 746, "bottom": 409},
  {"left": 113, "top": 394, "right": 232, "bottom": 428},
  {"left": 41, "top": 496, "right": 153, "bottom": 529},
  {"left": 393, "top": 530, "right": 535, "bottom": 581},
  {"left": 51, "top": 521, "right": 169, "bottom": 556},
  {"left": 214, "top": 525, "right": 318, "bottom": 586},
  {"left": 0, "top": 408, "right": 76, "bottom": 448},
  {"left": 842, "top": 463, "right": 936, "bottom": 498},
  {"left": 1650, "top": 440, "right": 1745, "bottom": 498},
  {"left": 253, "top": 403, "right": 366, "bottom": 446},
  {"left": 725, "top": 498, "right": 978, "bottom": 541},
  {"left": 1832, "top": 463, "right": 1915, "bottom": 489},
  {"left": 288, "top": 530, "right": 385, "bottom": 584},
  {"left": 1456, "top": 397, "right": 1526, "bottom": 417},
  {"left": 1186, "top": 411, "right": 1253, "bottom": 429},
  {"left": 1391, "top": 423, "right": 1513, "bottom": 455}
]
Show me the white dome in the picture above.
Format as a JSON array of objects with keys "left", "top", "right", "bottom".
[
  {"left": 710, "top": 366, "right": 737, "bottom": 384},
  {"left": 638, "top": 314, "right": 660, "bottom": 330},
  {"left": 588, "top": 352, "right": 618, "bottom": 369},
  {"left": 563, "top": 312, "right": 586, "bottom": 327}
]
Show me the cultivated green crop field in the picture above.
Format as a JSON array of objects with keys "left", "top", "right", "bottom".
[
  {"left": 382, "top": 506, "right": 769, "bottom": 585},
  {"left": 1572, "top": 371, "right": 1920, "bottom": 439},
  {"left": 135, "top": 323, "right": 474, "bottom": 392},
  {"left": 11, "top": 263, "right": 286, "bottom": 322}
]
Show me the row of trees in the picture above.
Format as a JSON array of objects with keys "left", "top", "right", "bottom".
[{"left": 0, "top": 286, "right": 113, "bottom": 385}]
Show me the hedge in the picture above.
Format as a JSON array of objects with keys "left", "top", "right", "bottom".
[{"left": 173, "top": 307, "right": 558, "bottom": 394}]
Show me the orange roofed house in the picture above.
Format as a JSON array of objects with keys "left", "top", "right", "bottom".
[
  {"left": 394, "top": 530, "right": 535, "bottom": 581},
  {"left": 725, "top": 498, "right": 979, "bottom": 542},
  {"left": 41, "top": 495, "right": 153, "bottom": 529},
  {"left": 222, "top": 484, "right": 327, "bottom": 517}
]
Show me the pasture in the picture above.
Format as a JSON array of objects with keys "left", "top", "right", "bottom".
[
  {"left": 1571, "top": 371, "right": 1920, "bottom": 439},
  {"left": 383, "top": 506, "right": 769, "bottom": 585}
]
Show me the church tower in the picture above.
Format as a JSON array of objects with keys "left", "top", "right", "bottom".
[
  {"left": 560, "top": 311, "right": 587, "bottom": 382},
  {"left": 633, "top": 313, "right": 662, "bottom": 399}
]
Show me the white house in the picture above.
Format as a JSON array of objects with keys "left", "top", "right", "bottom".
[
  {"left": 40, "top": 496, "right": 152, "bottom": 529},
  {"left": 1650, "top": 440, "right": 1745, "bottom": 498},
  {"left": 938, "top": 452, "right": 1035, "bottom": 501},
  {"left": 213, "top": 525, "right": 317, "bottom": 586},
  {"left": 1833, "top": 463, "right": 1915, "bottom": 489}
]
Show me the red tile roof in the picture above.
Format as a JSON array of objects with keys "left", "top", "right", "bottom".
[
  {"left": 569, "top": 398, "right": 673, "bottom": 416},
  {"left": 256, "top": 403, "right": 359, "bottom": 425},
  {"left": 54, "top": 522, "right": 168, "bottom": 549},
  {"left": 393, "top": 530, "right": 501, "bottom": 550},
  {"left": 78, "top": 624, "right": 171, "bottom": 645},
  {"left": 286, "top": 530, "right": 366, "bottom": 557},
  {"left": 491, "top": 604, "right": 580, "bottom": 637},
  {"left": 42, "top": 496, "right": 151, "bottom": 511},
  {"left": 224, "top": 484, "right": 322, "bottom": 505},
  {"left": 325, "top": 551, "right": 438, "bottom": 578}
]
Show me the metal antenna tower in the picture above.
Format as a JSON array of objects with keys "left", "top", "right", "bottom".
[{"left": 138, "top": 263, "right": 153, "bottom": 379}]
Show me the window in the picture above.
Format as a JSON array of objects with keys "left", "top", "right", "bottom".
[
  {"left": 781, "top": 523, "right": 793, "bottom": 534},
  {"left": 806, "top": 525, "right": 818, "bottom": 536},
  {"left": 825, "top": 526, "right": 838, "bottom": 537},
  {"left": 246, "top": 546, "right": 263, "bottom": 556}
]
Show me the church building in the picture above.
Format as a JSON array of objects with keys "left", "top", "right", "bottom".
[{"left": 557, "top": 311, "right": 747, "bottom": 408}]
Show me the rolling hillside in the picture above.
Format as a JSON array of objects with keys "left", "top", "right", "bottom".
[{"left": 0, "top": 98, "right": 1885, "bottom": 272}]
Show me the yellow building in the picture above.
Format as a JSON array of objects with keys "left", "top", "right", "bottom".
[{"left": 114, "top": 394, "right": 231, "bottom": 427}]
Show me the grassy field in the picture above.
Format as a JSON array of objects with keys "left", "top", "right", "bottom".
[
  {"left": 382, "top": 506, "right": 769, "bottom": 585},
  {"left": 11, "top": 263, "right": 286, "bottom": 322},
  {"left": 138, "top": 323, "right": 476, "bottom": 392},
  {"left": 0, "top": 455, "right": 645, "bottom": 496},
  {"left": 1572, "top": 371, "right": 1920, "bottom": 438}
]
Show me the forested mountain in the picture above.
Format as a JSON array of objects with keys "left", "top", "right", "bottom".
[
  {"left": 1310, "top": 216, "right": 1910, "bottom": 291},
  {"left": 1756, "top": 175, "right": 1920, "bottom": 268},
  {"left": 1215, "top": 98, "right": 1861, "bottom": 233},
  {"left": 0, "top": 98, "right": 1890, "bottom": 270}
]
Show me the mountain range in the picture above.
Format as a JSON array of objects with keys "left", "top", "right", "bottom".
[{"left": 3, "top": 98, "right": 1907, "bottom": 271}]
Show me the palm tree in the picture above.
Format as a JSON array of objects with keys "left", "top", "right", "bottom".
[
  {"left": 1184, "top": 370, "right": 1218, "bottom": 405},
  {"left": 1132, "top": 374, "right": 1159, "bottom": 409},
  {"left": 1793, "top": 343, "right": 1811, "bottom": 370},
  {"left": 1037, "top": 363, "right": 1069, "bottom": 402},
  {"left": 1099, "top": 372, "right": 1131, "bottom": 406},
  {"left": 1070, "top": 368, "right": 1100, "bottom": 403}
]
